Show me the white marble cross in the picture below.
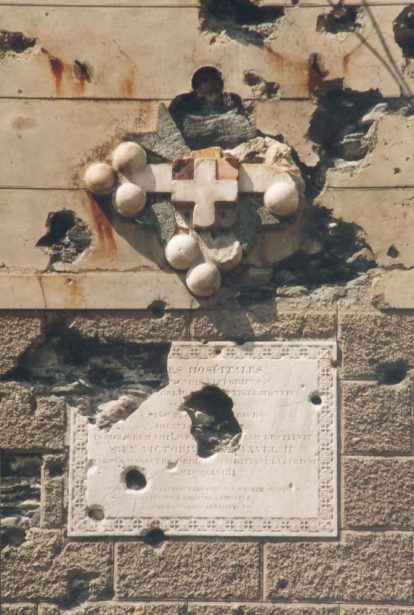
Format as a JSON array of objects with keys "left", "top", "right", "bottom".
[{"left": 171, "top": 159, "right": 238, "bottom": 228}]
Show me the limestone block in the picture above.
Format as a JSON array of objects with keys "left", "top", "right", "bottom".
[
  {"left": 39, "top": 605, "right": 184, "bottom": 615},
  {"left": 0, "top": 384, "right": 66, "bottom": 450},
  {"left": 342, "top": 382, "right": 412, "bottom": 454},
  {"left": 190, "top": 306, "right": 336, "bottom": 340},
  {"left": 316, "top": 188, "right": 414, "bottom": 268},
  {"left": 1, "top": 530, "right": 112, "bottom": 602},
  {"left": 264, "top": 533, "right": 413, "bottom": 601},
  {"left": 339, "top": 312, "right": 414, "bottom": 378},
  {"left": 342, "top": 608, "right": 414, "bottom": 615},
  {"left": 0, "top": 6, "right": 407, "bottom": 99},
  {"left": 188, "top": 607, "right": 339, "bottom": 615},
  {"left": 0, "top": 100, "right": 158, "bottom": 188},
  {"left": 0, "top": 273, "right": 199, "bottom": 309},
  {"left": 115, "top": 541, "right": 260, "bottom": 600},
  {"left": 0, "top": 190, "right": 165, "bottom": 273},
  {"left": 69, "top": 311, "right": 189, "bottom": 343},
  {"left": 372, "top": 271, "right": 414, "bottom": 309},
  {"left": 0, "top": 314, "right": 43, "bottom": 376},
  {"left": 343, "top": 458, "right": 414, "bottom": 529},
  {"left": 41, "top": 455, "right": 65, "bottom": 528}
]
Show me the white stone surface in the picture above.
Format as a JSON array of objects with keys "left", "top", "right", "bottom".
[
  {"left": 172, "top": 159, "right": 238, "bottom": 228},
  {"left": 372, "top": 271, "right": 414, "bottom": 309},
  {"left": 68, "top": 341, "right": 337, "bottom": 537}
]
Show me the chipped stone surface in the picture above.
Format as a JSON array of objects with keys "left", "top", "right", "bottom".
[
  {"left": 115, "top": 541, "right": 260, "bottom": 600},
  {"left": 69, "top": 341, "right": 337, "bottom": 537},
  {"left": 0, "top": 314, "right": 43, "bottom": 376},
  {"left": 188, "top": 607, "right": 339, "bottom": 615},
  {"left": 264, "top": 533, "right": 413, "bottom": 602}
]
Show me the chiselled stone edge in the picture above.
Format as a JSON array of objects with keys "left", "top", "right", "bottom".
[{"left": 68, "top": 341, "right": 337, "bottom": 537}]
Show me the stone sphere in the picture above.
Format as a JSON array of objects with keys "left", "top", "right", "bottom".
[
  {"left": 263, "top": 181, "right": 299, "bottom": 217},
  {"left": 112, "top": 142, "right": 147, "bottom": 176},
  {"left": 186, "top": 263, "right": 221, "bottom": 297},
  {"left": 84, "top": 162, "right": 116, "bottom": 195},
  {"left": 165, "top": 234, "right": 200, "bottom": 271},
  {"left": 113, "top": 183, "right": 146, "bottom": 218}
]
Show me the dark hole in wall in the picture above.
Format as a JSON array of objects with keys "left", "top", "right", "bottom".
[
  {"left": 0, "top": 453, "right": 41, "bottom": 548},
  {"left": 62, "top": 571, "right": 101, "bottom": 609},
  {"left": 199, "top": 0, "right": 284, "bottom": 46},
  {"left": 243, "top": 70, "right": 279, "bottom": 99},
  {"left": 317, "top": 5, "right": 360, "bottom": 34},
  {"left": 36, "top": 210, "right": 92, "bottom": 269},
  {"left": 375, "top": 360, "right": 408, "bottom": 385},
  {"left": 394, "top": 6, "right": 414, "bottom": 58},
  {"left": 144, "top": 527, "right": 166, "bottom": 547},
  {"left": 181, "top": 385, "right": 242, "bottom": 458},
  {"left": 169, "top": 66, "right": 257, "bottom": 150},
  {"left": 2, "top": 320, "right": 170, "bottom": 428},
  {"left": 124, "top": 468, "right": 147, "bottom": 490},
  {"left": 0, "top": 30, "right": 37, "bottom": 55},
  {"left": 387, "top": 245, "right": 399, "bottom": 258}
]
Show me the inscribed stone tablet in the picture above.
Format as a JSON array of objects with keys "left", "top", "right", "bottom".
[{"left": 69, "top": 341, "right": 337, "bottom": 537}]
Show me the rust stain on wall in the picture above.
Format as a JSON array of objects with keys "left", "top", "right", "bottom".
[
  {"left": 87, "top": 195, "right": 117, "bottom": 254},
  {"left": 121, "top": 67, "right": 135, "bottom": 98},
  {"left": 41, "top": 48, "right": 64, "bottom": 94}
]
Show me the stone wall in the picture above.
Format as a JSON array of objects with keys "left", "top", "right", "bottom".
[{"left": 1, "top": 0, "right": 414, "bottom": 613}]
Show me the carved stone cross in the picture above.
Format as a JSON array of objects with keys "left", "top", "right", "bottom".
[{"left": 171, "top": 159, "right": 238, "bottom": 228}]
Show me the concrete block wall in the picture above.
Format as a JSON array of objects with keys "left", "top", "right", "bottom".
[{"left": 1, "top": 0, "right": 413, "bottom": 613}]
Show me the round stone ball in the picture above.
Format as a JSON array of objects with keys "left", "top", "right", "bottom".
[
  {"left": 263, "top": 181, "right": 300, "bottom": 217},
  {"left": 84, "top": 162, "right": 116, "bottom": 195},
  {"left": 186, "top": 263, "right": 221, "bottom": 297},
  {"left": 112, "top": 142, "right": 147, "bottom": 176},
  {"left": 165, "top": 234, "right": 200, "bottom": 271},
  {"left": 113, "top": 183, "right": 146, "bottom": 218}
]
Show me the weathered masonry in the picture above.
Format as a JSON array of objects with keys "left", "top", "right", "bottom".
[{"left": 1, "top": 1, "right": 414, "bottom": 614}]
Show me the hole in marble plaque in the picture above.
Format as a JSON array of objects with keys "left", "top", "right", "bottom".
[
  {"left": 277, "top": 578, "right": 288, "bottom": 589},
  {"left": 36, "top": 210, "right": 92, "bottom": 268},
  {"left": 144, "top": 527, "right": 166, "bottom": 547},
  {"left": 181, "top": 385, "right": 242, "bottom": 458},
  {"left": 87, "top": 506, "right": 105, "bottom": 521},
  {"left": 375, "top": 360, "right": 408, "bottom": 385},
  {"left": 124, "top": 468, "right": 147, "bottom": 491},
  {"left": 387, "top": 245, "right": 399, "bottom": 258},
  {"left": 310, "top": 393, "right": 322, "bottom": 405},
  {"left": 317, "top": 5, "right": 360, "bottom": 34}
]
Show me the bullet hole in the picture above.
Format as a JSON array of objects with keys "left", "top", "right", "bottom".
[
  {"left": 73, "top": 59, "right": 92, "bottom": 83},
  {"left": 0, "top": 30, "right": 37, "bottom": 56},
  {"left": 36, "top": 210, "right": 92, "bottom": 269},
  {"left": 144, "top": 528, "right": 166, "bottom": 547},
  {"left": 199, "top": 0, "right": 284, "bottom": 46},
  {"left": 310, "top": 393, "right": 322, "bottom": 405},
  {"left": 387, "top": 245, "right": 399, "bottom": 258},
  {"left": 47, "top": 460, "right": 64, "bottom": 477},
  {"left": 169, "top": 66, "right": 257, "bottom": 149},
  {"left": 181, "top": 385, "right": 242, "bottom": 458},
  {"left": 87, "top": 506, "right": 105, "bottom": 521},
  {"left": 147, "top": 300, "right": 167, "bottom": 318},
  {"left": 317, "top": 5, "right": 360, "bottom": 35},
  {"left": 394, "top": 6, "right": 414, "bottom": 58},
  {"left": 1, "top": 526, "right": 26, "bottom": 547},
  {"left": 243, "top": 70, "right": 279, "bottom": 98},
  {"left": 375, "top": 360, "right": 408, "bottom": 385},
  {"left": 124, "top": 468, "right": 147, "bottom": 491},
  {"left": 277, "top": 578, "right": 288, "bottom": 589}
]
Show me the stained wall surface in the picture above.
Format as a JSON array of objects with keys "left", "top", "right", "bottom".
[{"left": 1, "top": 0, "right": 414, "bottom": 613}]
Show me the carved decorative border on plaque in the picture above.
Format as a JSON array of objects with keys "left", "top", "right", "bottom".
[{"left": 68, "top": 342, "right": 337, "bottom": 536}]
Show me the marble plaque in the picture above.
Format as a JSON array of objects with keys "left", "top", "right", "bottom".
[{"left": 69, "top": 341, "right": 337, "bottom": 537}]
